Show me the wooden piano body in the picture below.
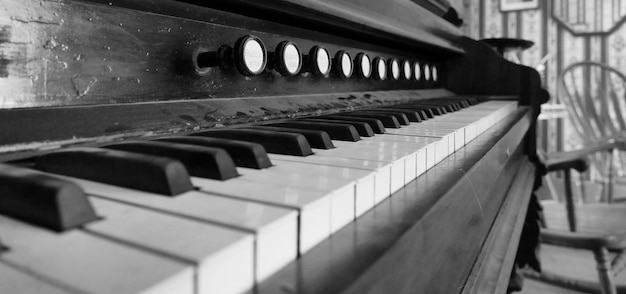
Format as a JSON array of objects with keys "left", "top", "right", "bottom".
[{"left": 0, "top": 0, "right": 545, "bottom": 293}]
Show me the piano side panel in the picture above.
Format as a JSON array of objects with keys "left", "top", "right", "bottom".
[{"left": 257, "top": 107, "right": 533, "bottom": 294}]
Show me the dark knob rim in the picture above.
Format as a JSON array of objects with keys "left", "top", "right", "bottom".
[
  {"left": 334, "top": 50, "right": 353, "bottom": 79},
  {"left": 275, "top": 40, "right": 302, "bottom": 76},
  {"left": 372, "top": 56, "right": 386, "bottom": 81},
  {"left": 388, "top": 58, "right": 400, "bottom": 80},
  {"left": 355, "top": 52, "right": 372, "bottom": 79},
  {"left": 234, "top": 35, "right": 268, "bottom": 76},
  {"left": 309, "top": 45, "right": 332, "bottom": 77}
]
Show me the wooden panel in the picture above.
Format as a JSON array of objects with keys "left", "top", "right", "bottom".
[
  {"left": 173, "top": 0, "right": 466, "bottom": 55},
  {"left": 257, "top": 106, "right": 533, "bottom": 294},
  {"left": 0, "top": 0, "right": 444, "bottom": 109},
  {"left": 462, "top": 161, "right": 536, "bottom": 294}
]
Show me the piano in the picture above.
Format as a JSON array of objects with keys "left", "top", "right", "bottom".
[{"left": 0, "top": 0, "right": 547, "bottom": 293}]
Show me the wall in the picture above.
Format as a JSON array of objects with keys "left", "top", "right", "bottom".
[{"left": 448, "top": 0, "right": 626, "bottom": 152}]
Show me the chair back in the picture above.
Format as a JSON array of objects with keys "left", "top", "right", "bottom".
[{"left": 557, "top": 62, "right": 626, "bottom": 202}]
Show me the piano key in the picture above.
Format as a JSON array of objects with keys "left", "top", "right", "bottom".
[
  {"left": 267, "top": 153, "right": 393, "bottom": 205},
  {"left": 191, "top": 129, "right": 313, "bottom": 156},
  {"left": 396, "top": 105, "right": 436, "bottom": 118},
  {"left": 84, "top": 197, "right": 255, "bottom": 294},
  {"left": 318, "top": 115, "right": 386, "bottom": 134},
  {"left": 252, "top": 160, "right": 375, "bottom": 218},
  {"left": 2, "top": 167, "right": 255, "bottom": 294},
  {"left": 233, "top": 168, "right": 359, "bottom": 233},
  {"left": 371, "top": 108, "right": 422, "bottom": 122},
  {"left": 190, "top": 178, "right": 332, "bottom": 253},
  {"left": 0, "top": 164, "right": 98, "bottom": 231},
  {"left": 60, "top": 176, "right": 298, "bottom": 282},
  {"left": 154, "top": 136, "right": 273, "bottom": 169},
  {"left": 34, "top": 147, "right": 194, "bottom": 196},
  {"left": 102, "top": 141, "right": 239, "bottom": 180},
  {"left": 0, "top": 262, "right": 75, "bottom": 294},
  {"left": 0, "top": 214, "right": 194, "bottom": 294},
  {"left": 298, "top": 118, "right": 375, "bottom": 137},
  {"left": 266, "top": 121, "right": 361, "bottom": 142},
  {"left": 245, "top": 126, "right": 335, "bottom": 149},
  {"left": 335, "top": 112, "right": 401, "bottom": 128},
  {"left": 356, "top": 110, "right": 410, "bottom": 125}
]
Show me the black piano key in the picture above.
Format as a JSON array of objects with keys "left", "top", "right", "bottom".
[
  {"left": 337, "top": 112, "right": 401, "bottom": 128},
  {"left": 267, "top": 121, "right": 361, "bottom": 142},
  {"left": 317, "top": 115, "right": 385, "bottom": 134},
  {"left": 154, "top": 136, "right": 272, "bottom": 169},
  {"left": 191, "top": 129, "right": 313, "bottom": 156},
  {"left": 297, "top": 118, "right": 375, "bottom": 137},
  {"left": 356, "top": 110, "right": 410, "bottom": 126},
  {"left": 0, "top": 164, "right": 98, "bottom": 231},
  {"left": 246, "top": 126, "right": 335, "bottom": 149},
  {"left": 416, "top": 105, "right": 445, "bottom": 115},
  {"left": 416, "top": 110, "right": 429, "bottom": 121},
  {"left": 35, "top": 148, "right": 194, "bottom": 196},
  {"left": 371, "top": 108, "right": 422, "bottom": 122},
  {"left": 398, "top": 106, "right": 437, "bottom": 117},
  {"left": 101, "top": 141, "right": 239, "bottom": 180}
]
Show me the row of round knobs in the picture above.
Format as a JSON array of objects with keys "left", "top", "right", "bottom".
[{"left": 200, "top": 35, "right": 439, "bottom": 81}]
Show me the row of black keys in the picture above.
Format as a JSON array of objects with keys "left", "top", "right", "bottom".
[{"left": 0, "top": 96, "right": 486, "bottom": 234}]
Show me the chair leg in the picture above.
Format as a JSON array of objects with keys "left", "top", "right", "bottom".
[
  {"left": 594, "top": 247, "right": 617, "bottom": 294},
  {"left": 607, "top": 149, "right": 615, "bottom": 203},
  {"left": 564, "top": 169, "right": 577, "bottom": 232}
]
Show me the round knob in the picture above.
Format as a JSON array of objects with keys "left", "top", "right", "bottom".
[
  {"left": 355, "top": 53, "right": 372, "bottom": 78},
  {"left": 234, "top": 35, "right": 267, "bottom": 76},
  {"left": 389, "top": 59, "right": 400, "bottom": 80},
  {"left": 310, "top": 46, "right": 332, "bottom": 77},
  {"left": 424, "top": 64, "right": 431, "bottom": 81},
  {"left": 403, "top": 60, "right": 412, "bottom": 80},
  {"left": 275, "top": 41, "right": 302, "bottom": 76},
  {"left": 334, "top": 50, "right": 353, "bottom": 79},
  {"left": 414, "top": 62, "right": 421, "bottom": 81},
  {"left": 432, "top": 66, "right": 438, "bottom": 82},
  {"left": 373, "top": 57, "right": 386, "bottom": 80}
]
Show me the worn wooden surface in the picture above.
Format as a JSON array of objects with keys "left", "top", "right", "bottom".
[
  {"left": 463, "top": 161, "right": 536, "bottom": 294},
  {"left": 257, "top": 107, "right": 533, "bottom": 294},
  {"left": 0, "top": 0, "right": 445, "bottom": 109}
]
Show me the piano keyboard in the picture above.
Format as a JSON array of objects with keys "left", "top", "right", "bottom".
[{"left": 0, "top": 98, "right": 517, "bottom": 294}]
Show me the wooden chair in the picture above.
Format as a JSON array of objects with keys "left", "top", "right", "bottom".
[
  {"left": 556, "top": 61, "right": 626, "bottom": 203},
  {"left": 524, "top": 138, "right": 626, "bottom": 294}
]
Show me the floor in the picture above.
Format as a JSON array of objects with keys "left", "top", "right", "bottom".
[{"left": 518, "top": 279, "right": 587, "bottom": 294}]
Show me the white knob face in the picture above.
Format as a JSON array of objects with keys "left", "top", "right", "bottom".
[
  {"left": 316, "top": 47, "right": 331, "bottom": 75},
  {"left": 432, "top": 66, "right": 438, "bottom": 81},
  {"left": 424, "top": 65, "right": 431, "bottom": 81},
  {"left": 282, "top": 43, "right": 301, "bottom": 74},
  {"left": 414, "top": 62, "right": 421, "bottom": 80},
  {"left": 360, "top": 54, "right": 371, "bottom": 78},
  {"left": 391, "top": 59, "right": 400, "bottom": 80},
  {"left": 377, "top": 58, "right": 386, "bottom": 80},
  {"left": 403, "top": 60, "right": 412, "bottom": 80},
  {"left": 243, "top": 39, "right": 265, "bottom": 74},
  {"left": 341, "top": 52, "right": 352, "bottom": 77}
]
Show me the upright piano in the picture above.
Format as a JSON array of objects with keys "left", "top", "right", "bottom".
[{"left": 0, "top": 0, "right": 546, "bottom": 293}]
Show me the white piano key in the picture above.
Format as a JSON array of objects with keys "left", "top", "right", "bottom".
[
  {"left": 266, "top": 160, "right": 376, "bottom": 218},
  {"left": 234, "top": 168, "right": 355, "bottom": 233},
  {"left": 0, "top": 215, "right": 194, "bottom": 294},
  {"left": 0, "top": 262, "right": 74, "bottom": 294},
  {"left": 191, "top": 178, "right": 331, "bottom": 253},
  {"left": 85, "top": 198, "right": 255, "bottom": 294},
  {"left": 268, "top": 154, "right": 393, "bottom": 207},
  {"left": 53, "top": 176, "right": 298, "bottom": 282}
]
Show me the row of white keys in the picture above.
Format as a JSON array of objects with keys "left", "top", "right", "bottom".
[
  {"left": 0, "top": 213, "right": 194, "bottom": 294},
  {"left": 48, "top": 174, "right": 298, "bottom": 284}
]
